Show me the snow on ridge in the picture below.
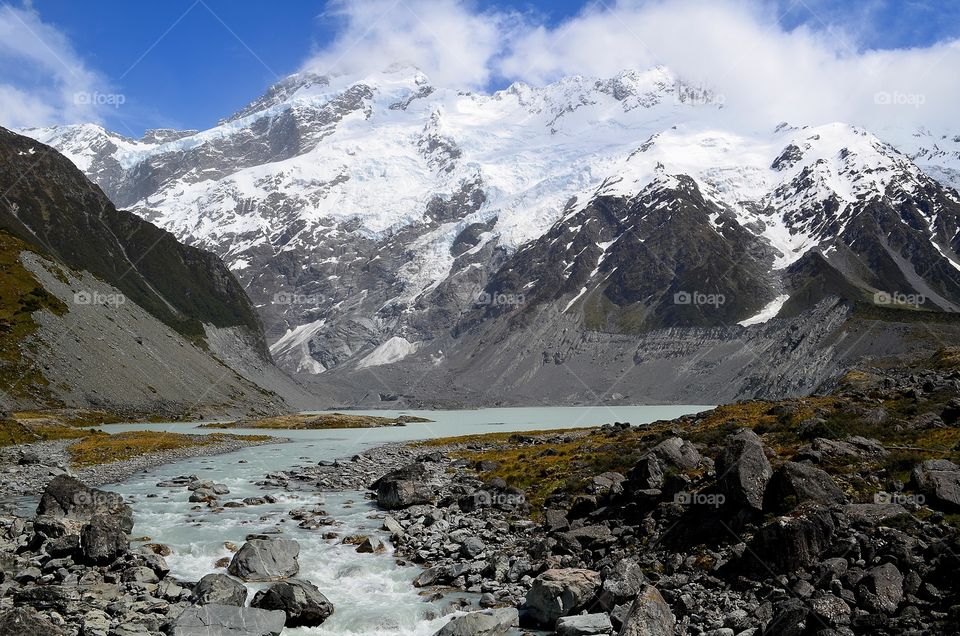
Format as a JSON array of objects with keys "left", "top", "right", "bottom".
[
  {"left": 738, "top": 294, "right": 790, "bottom": 327},
  {"left": 25, "top": 66, "right": 959, "bottom": 316},
  {"left": 270, "top": 319, "right": 328, "bottom": 374},
  {"left": 356, "top": 336, "right": 418, "bottom": 368}
]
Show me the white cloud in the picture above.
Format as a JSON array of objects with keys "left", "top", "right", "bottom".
[
  {"left": 303, "top": 0, "right": 524, "bottom": 89},
  {"left": 498, "top": 0, "right": 960, "bottom": 133},
  {"left": 0, "top": 4, "right": 108, "bottom": 129},
  {"left": 304, "top": 0, "right": 960, "bottom": 133}
]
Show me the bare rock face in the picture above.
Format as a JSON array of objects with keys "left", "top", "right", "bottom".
[
  {"left": 764, "top": 461, "right": 848, "bottom": 512},
  {"left": 193, "top": 573, "right": 248, "bottom": 607},
  {"left": 79, "top": 515, "right": 129, "bottom": 565},
  {"left": 912, "top": 459, "right": 960, "bottom": 510},
  {"left": 171, "top": 604, "right": 286, "bottom": 636},
  {"left": 715, "top": 429, "right": 772, "bottom": 513},
  {"left": 376, "top": 479, "right": 434, "bottom": 509},
  {"left": 228, "top": 539, "right": 300, "bottom": 582},
  {"left": 250, "top": 579, "right": 334, "bottom": 628},
  {"left": 617, "top": 584, "right": 675, "bottom": 636},
  {"left": 523, "top": 568, "right": 601, "bottom": 626},
  {"left": 0, "top": 607, "right": 64, "bottom": 636},
  {"left": 36, "top": 476, "right": 133, "bottom": 534},
  {"left": 745, "top": 507, "right": 835, "bottom": 573},
  {"left": 433, "top": 608, "right": 518, "bottom": 636}
]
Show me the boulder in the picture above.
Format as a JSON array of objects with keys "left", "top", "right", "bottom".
[
  {"left": 459, "top": 536, "right": 486, "bottom": 558},
  {"left": 377, "top": 480, "right": 433, "bottom": 509},
  {"left": 912, "top": 459, "right": 960, "bottom": 510},
  {"left": 746, "top": 507, "right": 834, "bottom": 573},
  {"left": 628, "top": 438, "right": 700, "bottom": 492},
  {"left": 618, "top": 584, "right": 675, "bottom": 636},
  {"left": 768, "top": 598, "right": 808, "bottom": 636},
  {"left": 592, "top": 471, "right": 627, "bottom": 495},
  {"left": 36, "top": 476, "right": 133, "bottom": 533},
  {"left": 228, "top": 539, "right": 300, "bottom": 582},
  {"left": 715, "top": 429, "right": 772, "bottom": 512},
  {"left": 193, "top": 573, "right": 248, "bottom": 607},
  {"left": 369, "top": 462, "right": 428, "bottom": 489},
  {"left": 556, "top": 613, "right": 614, "bottom": 635},
  {"left": 18, "top": 450, "right": 40, "bottom": 465},
  {"left": 172, "top": 604, "right": 286, "bottom": 636},
  {"left": 251, "top": 579, "right": 334, "bottom": 628},
  {"left": 650, "top": 437, "right": 701, "bottom": 469},
  {"left": 0, "top": 607, "right": 64, "bottom": 636},
  {"left": 599, "top": 558, "right": 646, "bottom": 610},
  {"left": 810, "top": 593, "right": 851, "bottom": 626},
  {"left": 842, "top": 503, "right": 908, "bottom": 526},
  {"left": 524, "top": 568, "right": 601, "bottom": 626},
  {"left": 79, "top": 514, "right": 129, "bottom": 564},
  {"left": 433, "top": 608, "right": 518, "bottom": 636},
  {"left": 810, "top": 436, "right": 888, "bottom": 460},
  {"left": 764, "top": 461, "right": 847, "bottom": 512},
  {"left": 859, "top": 563, "right": 903, "bottom": 614}
]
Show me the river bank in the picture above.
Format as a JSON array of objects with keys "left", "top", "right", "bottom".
[{"left": 0, "top": 434, "right": 282, "bottom": 513}]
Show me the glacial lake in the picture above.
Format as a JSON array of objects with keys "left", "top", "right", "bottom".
[{"left": 101, "top": 405, "right": 712, "bottom": 635}]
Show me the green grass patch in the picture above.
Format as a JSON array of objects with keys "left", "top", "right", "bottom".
[
  {"left": 68, "top": 431, "right": 272, "bottom": 467},
  {"left": 199, "top": 412, "right": 432, "bottom": 430}
]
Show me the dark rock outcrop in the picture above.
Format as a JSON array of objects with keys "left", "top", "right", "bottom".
[
  {"left": 250, "top": 579, "right": 334, "bottom": 627},
  {"left": 228, "top": 539, "right": 300, "bottom": 582}
]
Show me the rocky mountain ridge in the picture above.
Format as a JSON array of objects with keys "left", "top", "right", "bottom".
[
  {"left": 23, "top": 65, "right": 960, "bottom": 404},
  {"left": 0, "top": 127, "right": 312, "bottom": 416}
]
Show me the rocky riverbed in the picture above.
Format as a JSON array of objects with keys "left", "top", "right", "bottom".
[
  {"left": 4, "top": 350, "right": 960, "bottom": 635},
  {"left": 0, "top": 435, "right": 281, "bottom": 514}
]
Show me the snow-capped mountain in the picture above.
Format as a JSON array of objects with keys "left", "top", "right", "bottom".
[{"left": 23, "top": 65, "right": 960, "bottom": 401}]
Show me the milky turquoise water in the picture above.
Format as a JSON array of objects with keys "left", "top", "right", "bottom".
[{"left": 101, "top": 405, "right": 711, "bottom": 635}]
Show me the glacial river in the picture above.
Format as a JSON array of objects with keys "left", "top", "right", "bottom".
[{"left": 101, "top": 405, "right": 710, "bottom": 635}]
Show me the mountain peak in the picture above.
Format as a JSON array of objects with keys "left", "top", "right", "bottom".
[{"left": 223, "top": 71, "right": 332, "bottom": 123}]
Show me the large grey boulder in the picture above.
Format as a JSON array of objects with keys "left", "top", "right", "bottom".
[
  {"left": 228, "top": 539, "right": 300, "bottom": 582},
  {"left": 524, "top": 568, "right": 601, "bottom": 626},
  {"left": 79, "top": 515, "right": 129, "bottom": 564},
  {"left": 250, "top": 579, "right": 334, "bottom": 627},
  {"left": 618, "top": 584, "right": 675, "bottom": 636},
  {"left": 599, "top": 558, "right": 646, "bottom": 610},
  {"left": 912, "top": 459, "right": 960, "bottom": 510},
  {"left": 556, "top": 613, "right": 614, "bottom": 635},
  {"left": 369, "top": 462, "right": 428, "bottom": 489},
  {"left": 715, "top": 429, "right": 772, "bottom": 512},
  {"left": 172, "top": 604, "right": 286, "bottom": 636},
  {"left": 0, "top": 607, "right": 64, "bottom": 636},
  {"left": 746, "top": 507, "right": 834, "bottom": 573},
  {"left": 765, "top": 461, "right": 848, "bottom": 512},
  {"left": 36, "top": 475, "right": 133, "bottom": 533},
  {"left": 377, "top": 479, "right": 433, "bottom": 509},
  {"left": 433, "top": 608, "right": 519, "bottom": 636},
  {"left": 193, "top": 573, "right": 247, "bottom": 607},
  {"left": 858, "top": 563, "right": 904, "bottom": 614},
  {"left": 628, "top": 437, "right": 701, "bottom": 491}
]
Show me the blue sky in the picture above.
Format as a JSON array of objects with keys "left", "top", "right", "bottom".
[{"left": 2, "top": 0, "right": 959, "bottom": 135}]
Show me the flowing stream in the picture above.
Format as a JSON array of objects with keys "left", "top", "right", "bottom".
[{"left": 100, "top": 406, "right": 710, "bottom": 635}]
